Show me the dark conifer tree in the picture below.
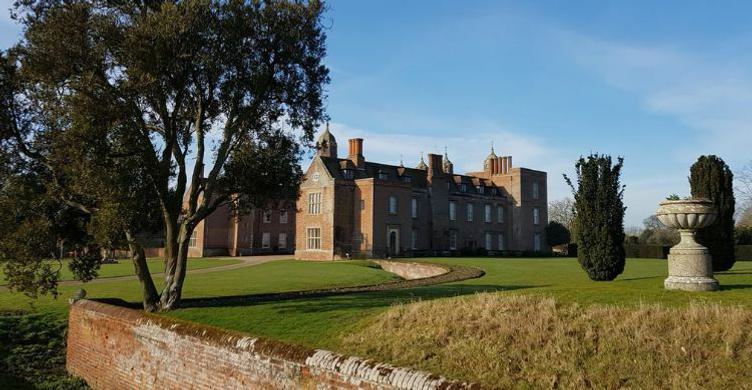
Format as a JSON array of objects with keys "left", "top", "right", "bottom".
[
  {"left": 689, "top": 155, "right": 736, "bottom": 271},
  {"left": 564, "top": 155, "right": 626, "bottom": 281}
]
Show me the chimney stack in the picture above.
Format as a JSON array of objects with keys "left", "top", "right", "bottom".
[
  {"left": 348, "top": 138, "right": 364, "bottom": 167},
  {"left": 428, "top": 153, "right": 444, "bottom": 177},
  {"left": 492, "top": 158, "right": 499, "bottom": 175}
]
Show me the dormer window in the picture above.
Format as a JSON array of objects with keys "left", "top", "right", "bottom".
[
  {"left": 377, "top": 171, "right": 389, "bottom": 180},
  {"left": 401, "top": 175, "right": 412, "bottom": 183},
  {"left": 460, "top": 183, "right": 467, "bottom": 193},
  {"left": 491, "top": 188, "right": 498, "bottom": 196},
  {"left": 342, "top": 169, "right": 354, "bottom": 179},
  {"left": 477, "top": 186, "right": 485, "bottom": 194}
]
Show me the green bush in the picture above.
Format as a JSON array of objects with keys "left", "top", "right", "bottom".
[
  {"left": 690, "top": 156, "right": 736, "bottom": 271},
  {"left": 0, "top": 312, "right": 88, "bottom": 389},
  {"left": 565, "top": 154, "right": 626, "bottom": 281}
]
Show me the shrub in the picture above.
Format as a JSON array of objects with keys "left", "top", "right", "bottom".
[
  {"left": 690, "top": 155, "right": 736, "bottom": 271},
  {"left": 564, "top": 154, "right": 626, "bottom": 280},
  {"left": 0, "top": 312, "right": 88, "bottom": 389},
  {"left": 545, "top": 221, "right": 571, "bottom": 247}
]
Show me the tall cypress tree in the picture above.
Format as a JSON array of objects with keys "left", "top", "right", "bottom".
[
  {"left": 689, "top": 155, "right": 736, "bottom": 271},
  {"left": 564, "top": 154, "right": 626, "bottom": 281}
]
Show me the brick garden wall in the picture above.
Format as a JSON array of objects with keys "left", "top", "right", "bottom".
[{"left": 66, "top": 300, "right": 479, "bottom": 390}]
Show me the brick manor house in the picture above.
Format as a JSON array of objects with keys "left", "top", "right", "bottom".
[{"left": 294, "top": 127, "right": 548, "bottom": 260}]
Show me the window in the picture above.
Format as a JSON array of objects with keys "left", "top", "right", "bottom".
[
  {"left": 491, "top": 188, "right": 498, "bottom": 196},
  {"left": 497, "top": 206, "right": 504, "bottom": 223},
  {"left": 263, "top": 210, "right": 272, "bottom": 223},
  {"left": 498, "top": 233, "right": 505, "bottom": 250},
  {"left": 484, "top": 204, "right": 492, "bottom": 223},
  {"left": 485, "top": 233, "right": 492, "bottom": 250},
  {"left": 401, "top": 175, "right": 412, "bottom": 183},
  {"left": 534, "top": 233, "right": 542, "bottom": 251},
  {"left": 189, "top": 231, "right": 197, "bottom": 248},
  {"left": 460, "top": 183, "right": 467, "bottom": 192},
  {"left": 466, "top": 203, "right": 474, "bottom": 222},
  {"left": 306, "top": 228, "right": 321, "bottom": 249},
  {"left": 533, "top": 182, "right": 540, "bottom": 200},
  {"left": 262, "top": 232, "right": 270, "bottom": 248},
  {"left": 377, "top": 171, "right": 389, "bottom": 180},
  {"left": 279, "top": 210, "right": 288, "bottom": 224},
  {"left": 411, "top": 198, "right": 418, "bottom": 218},
  {"left": 411, "top": 229, "right": 418, "bottom": 250},
  {"left": 449, "top": 230, "right": 458, "bottom": 250},
  {"left": 388, "top": 196, "right": 398, "bottom": 215},
  {"left": 308, "top": 192, "right": 322, "bottom": 214},
  {"left": 449, "top": 201, "right": 457, "bottom": 221},
  {"left": 342, "top": 169, "right": 354, "bottom": 179},
  {"left": 533, "top": 207, "right": 540, "bottom": 225},
  {"left": 478, "top": 185, "right": 484, "bottom": 194},
  {"left": 278, "top": 233, "right": 287, "bottom": 249}
]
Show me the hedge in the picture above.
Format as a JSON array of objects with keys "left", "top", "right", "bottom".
[
  {"left": 737, "top": 245, "right": 752, "bottom": 261},
  {"left": 624, "top": 244, "right": 671, "bottom": 259}
]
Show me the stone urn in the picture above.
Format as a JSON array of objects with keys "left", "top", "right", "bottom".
[{"left": 656, "top": 198, "right": 718, "bottom": 291}]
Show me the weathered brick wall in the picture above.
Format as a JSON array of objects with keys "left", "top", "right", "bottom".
[{"left": 67, "top": 300, "right": 480, "bottom": 390}]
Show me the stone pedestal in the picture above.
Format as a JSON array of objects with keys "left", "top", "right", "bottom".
[
  {"left": 657, "top": 198, "right": 719, "bottom": 292},
  {"left": 664, "top": 231, "right": 719, "bottom": 291}
]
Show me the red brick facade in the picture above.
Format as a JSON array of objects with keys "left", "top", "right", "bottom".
[
  {"left": 187, "top": 200, "right": 296, "bottom": 257},
  {"left": 295, "top": 129, "right": 548, "bottom": 260},
  {"left": 66, "top": 300, "right": 479, "bottom": 389}
]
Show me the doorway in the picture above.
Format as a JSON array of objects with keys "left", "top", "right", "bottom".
[{"left": 387, "top": 227, "right": 400, "bottom": 256}]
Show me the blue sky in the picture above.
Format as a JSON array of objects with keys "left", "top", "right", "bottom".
[{"left": 3, "top": 1, "right": 752, "bottom": 227}]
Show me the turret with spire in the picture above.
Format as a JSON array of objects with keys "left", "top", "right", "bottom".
[
  {"left": 416, "top": 152, "right": 428, "bottom": 170},
  {"left": 443, "top": 147, "right": 454, "bottom": 175},
  {"left": 484, "top": 142, "right": 497, "bottom": 173},
  {"left": 316, "top": 122, "right": 337, "bottom": 158}
]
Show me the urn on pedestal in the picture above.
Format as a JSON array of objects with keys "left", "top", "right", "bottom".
[{"left": 656, "top": 199, "right": 719, "bottom": 291}]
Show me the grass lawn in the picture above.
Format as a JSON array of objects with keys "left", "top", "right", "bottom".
[
  {"left": 2, "top": 256, "right": 751, "bottom": 387},
  {"left": 0, "top": 258, "right": 241, "bottom": 285},
  {"left": 0, "top": 259, "right": 398, "bottom": 318},
  {"left": 163, "top": 258, "right": 752, "bottom": 348}
]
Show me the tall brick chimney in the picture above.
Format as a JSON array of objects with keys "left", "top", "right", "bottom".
[
  {"left": 428, "top": 153, "right": 444, "bottom": 177},
  {"left": 348, "top": 138, "right": 364, "bottom": 167}
]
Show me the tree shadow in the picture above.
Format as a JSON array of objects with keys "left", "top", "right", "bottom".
[
  {"left": 616, "top": 275, "right": 663, "bottom": 282},
  {"left": 718, "top": 284, "right": 752, "bottom": 291},
  {"left": 176, "top": 283, "right": 537, "bottom": 311}
]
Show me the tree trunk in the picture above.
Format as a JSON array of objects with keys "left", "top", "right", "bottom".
[
  {"left": 124, "top": 230, "right": 160, "bottom": 312},
  {"left": 159, "top": 223, "right": 193, "bottom": 310}
]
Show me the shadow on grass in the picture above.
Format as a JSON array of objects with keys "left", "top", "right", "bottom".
[
  {"left": 616, "top": 275, "right": 663, "bottom": 282},
  {"left": 175, "top": 283, "right": 535, "bottom": 312},
  {"left": 718, "top": 284, "right": 752, "bottom": 291}
]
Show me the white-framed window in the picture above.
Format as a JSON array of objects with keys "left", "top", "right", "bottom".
[
  {"left": 411, "top": 198, "right": 418, "bottom": 219},
  {"left": 497, "top": 206, "right": 504, "bottom": 223},
  {"left": 533, "top": 182, "right": 540, "bottom": 200},
  {"left": 263, "top": 210, "right": 272, "bottom": 223},
  {"left": 449, "top": 230, "right": 457, "bottom": 250},
  {"left": 411, "top": 229, "right": 418, "bottom": 250},
  {"left": 342, "top": 169, "right": 354, "bottom": 179},
  {"left": 262, "top": 232, "right": 270, "bottom": 248},
  {"left": 278, "top": 232, "right": 287, "bottom": 249},
  {"left": 449, "top": 201, "right": 457, "bottom": 221},
  {"left": 279, "top": 210, "right": 288, "bottom": 224},
  {"left": 189, "top": 231, "right": 197, "bottom": 248},
  {"left": 498, "top": 233, "right": 505, "bottom": 250},
  {"left": 306, "top": 228, "right": 321, "bottom": 249},
  {"left": 377, "top": 171, "right": 388, "bottom": 180},
  {"left": 484, "top": 204, "right": 492, "bottom": 223},
  {"left": 534, "top": 233, "right": 542, "bottom": 251},
  {"left": 466, "top": 203, "right": 474, "bottom": 222},
  {"left": 402, "top": 175, "right": 412, "bottom": 183},
  {"left": 478, "top": 186, "right": 484, "bottom": 194},
  {"left": 460, "top": 183, "right": 467, "bottom": 192},
  {"left": 308, "top": 192, "right": 322, "bottom": 214},
  {"left": 533, "top": 207, "right": 540, "bottom": 225},
  {"left": 388, "top": 196, "right": 398, "bottom": 215},
  {"left": 485, "top": 232, "right": 492, "bottom": 250}
]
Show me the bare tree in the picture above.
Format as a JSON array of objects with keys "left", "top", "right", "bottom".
[
  {"left": 737, "top": 162, "right": 752, "bottom": 224},
  {"left": 548, "top": 197, "right": 575, "bottom": 230}
]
